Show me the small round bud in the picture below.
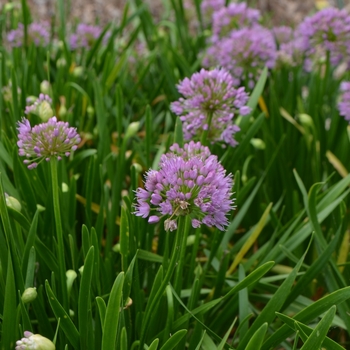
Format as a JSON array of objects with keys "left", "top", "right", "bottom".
[
  {"left": 72, "top": 66, "right": 84, "bottom": 78},
  {"left": 5, "top": 195, "right": 22, "bottom": 212},
  {"left": 38, "top": 101, "right": 54, "bottom": 122},
  {"left": 250, "top": 138, "right": 266, "bottom": 150},
  {"left": 58, "top": 104, "right": 67, "bottom": 118},
  {"left": 125, "top": 122, "right": 140, "bottom": 140},
  {"left": 87, "top": 105, "right": 94, "bottom": 118},
  {"left": 21, "top": 287, "right": 37, "bottom": 304},
  {"left": 40, "top": 80, "right": 51, "bottom": 95},
  {"left": 16, "top": 332, "right": 55, "bottom": 350},
  {"left": 56, "top": 58, "right": 67, "bottom": 68}
]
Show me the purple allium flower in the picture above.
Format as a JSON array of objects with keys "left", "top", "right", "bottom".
[
  {"left": 200, "top": 0, "right": 225, "bottom": 25},
  {"left": 211, "top": 2, "right": 260, "bottom": 41},
  {"left": 272, "top": 26, "right": 293, "bottom": 46},
  {"left": 203, "top": 26, "right": 277, "bottom": 87},
  {"left": 338, "top": 81, "right": 350, "bottom": 122},
  {"left": 16, "top": 331, "right": 55, "bottom": 350},
  {"left": 17, "top": 117, "right": 81, "bottom": 169},
  {"left": 296, "top": 7, "right": 350, "bottom": 70},
  {"left": 7, "top": 24, "right": 24, "bottom": 47},
  {"left": 134, "top": 141, "right": 234, "bottom": 231},
  {"left": 69, "top": 23, "right": 109, "bottom": 50},
  {"left": 7, "top": 22, "right": 50, "bottom": 47},
  {"left": 171, "top": 68, "right": 250, "bottom": 147},
  {"left": 28, "top": 22, "right": 50, "bottom": 46}
]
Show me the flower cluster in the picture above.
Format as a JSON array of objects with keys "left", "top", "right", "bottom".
[
  {"left": 70, "top": 23, "right": 108, "bottom": 50},
  {"left": 16, "top": 331, "right": 55, "bottom": 350},
  {"left": 272, "top": 26, "right": 293, "bottom": 46},
  {"left": 7, "top": 22, "right": 50, "bottom": 47},
  {"left": 203, "top": 26, "right": 277, "bottom": 87},
  {"left": 171, "top": 68, "right": 250, "bottom": 146},
  {"left": 17, "top": 117, "right": 81, "bottom": 169},
  {"left": 211, "top": 2, "right": 260, "bottom": 41},
  {"left": 134, "top": 141, "right": 234, "bottom": 231},
  {"left": 25, "top": 94, "right": 53, "bottom": 121},
  {"left": 338, "top": 81, "right": 350, "bottom": 123},
  {"left": 200, "top": 0, "right": 225, "bottom": 26},
  {"left": 296, "top": 7, "right": 350, "bottom": 70}
]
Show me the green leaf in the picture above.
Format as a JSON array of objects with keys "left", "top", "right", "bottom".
[
  {"left": 174, "top": 117, "right": 184, "bottom": 147},
  {"left": 96, "top": 297, "right": 107, "bottom": 329},
  {"left": 300, "top": 305, "right": 336, "bottom": 350},
  {"left": 159, "top": 329, "right": 187, "bottom": 350},
  {"left": 276, "top": 311, "right": 344, "bottom": 350},
  {"left": 148, "top": 338, "right": 160, "bottom": 350},
  {"left": 101, "top": 272, "right": 125, "bottom": 350},
  {"left": 78, "top": 246, "right": 95, "bottom": 350},
  {"left": 45, "top": 281, "right": 80, "bottom": 349},
  {"left": 263, "top": 287, "right": 350, "bottom": 349},
  {"left": 245, "top": 323, "right": 268, "bottom": 350},
  {"left": 237, "top": 256, "right": 304, "bottom": 350}
]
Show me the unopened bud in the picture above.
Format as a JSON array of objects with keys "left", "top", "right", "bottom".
[
  {"left": 56, "top": 58, "right": 67, "bottom": 68},
  {"left": 58, "top": 104, "right": 67, "bottom": 118},
  {"left": 16, "top": 331, "right": 55, "bottom": 350},
  {"left": 38, "top": 101, "right": 54, "bottom": 122},
  {"left": 87, "top": 105, "right": 94, "bottom": 118},
  {"left": 5, "top": 195, "right": 22, "bottom": 211},
  {"left": 40, "top": 80, "right": 51, "bottom": 95},
  {"left": 250, "top": 138, "right": 266, "bottom": 150},
  {"left": 72, "top": 66, "right": 84, "bottom": 78},
  {"left": 21, "top": 287, "right": 37, "bottom": 304},
  {"left": 125, "top": 122, "right": 140, "bottom": 140},
  {"left": 298, "top": 113, "right": 314, "bottom": 127},
  {"left": 66, "top": 270, "right": 77, "bottom": 295}
]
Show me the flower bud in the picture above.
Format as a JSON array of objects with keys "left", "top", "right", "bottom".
[
  {"left": 40, "top": 80, "right": 51, "bottom": 95},
  {"left": 87, "top": 105, "right": 94, "bottom": 118},
  {"left": 5, "top": 195, "right": 22, "bottom": 212},
  {"left": 58, "top": 104, "right": 67, "bottom": 118},
  {"left": 72, "top": 66, "right": 84, "bottom": 78},
  {"left": 298, "top": 113, "right": 314, "bottom": 127},
  {"left": 250, "top": 138, "right": 266, "bottom": 150},
  {"left": 38, "top": 101, "right": 54, "bottom": 122},
  {"left": 16, "top": 332, "right": 55, "bottom": 350},
  {"left": 56, "top": 58, "right": 67, "bottom": 68},
  {"left": 66, "top": 270, "right": 77, "bottom": 295},
  {"left": 21, "top": 287, "right": 37, "bottom": 304},
  {"left": 125, "top": 122, "right": 140, "bottom": 140}
]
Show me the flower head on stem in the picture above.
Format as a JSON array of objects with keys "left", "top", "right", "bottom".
[
  {"left": 16, "top": 331, "right": 55, "bottom": 350},
  {"left": 17, "top": 116, "right": 81, "bottom": 169},
  {"left": 134, "top": 141, "right": 235, "bottom": 231}
]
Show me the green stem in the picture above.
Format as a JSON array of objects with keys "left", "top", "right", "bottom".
[
  {"left": 200, "top": 111, "right": 213, "bottom": 146},
  {"left": 50, "top": 159, "right": 68, "bottom": 311},
  {"left": 139, "top": 215, "right": 190, "bottom": 347}
]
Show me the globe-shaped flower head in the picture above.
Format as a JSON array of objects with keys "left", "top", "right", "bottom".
[
  {"left": 17, "top": 117, "right": 81, "bottom": 169},
  {"left": 134, "top": 141, "right": 234, "bottom": 231},
  {"left": 171, "top": 68, "right": 251, "bottom": 147},
  {"left": 338, "top": 81, "right": 350, "bottom": 123}
]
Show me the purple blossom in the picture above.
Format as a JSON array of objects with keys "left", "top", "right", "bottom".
[
  {"left": 134, "top": 141, "right": 234, "bottom": 231},
  {"left": 296, "top": 7, "right": 350, "bottom": 70},
  {"left": 203, "top": 26, "right": 277, "bottom": 87},
  {"left": 211, "top": 2, "right": 260, "bottom": 41},
  {"left": 171, "top": 68, "right": 250, "bottom": 147},
  {"left": 7, "top": 22, "right": 50, "bottom": 47},
  {"left": 200, "top": 0, "right": 225, "bottom": 25},
  {"left": 70, "top": 23, "right": 109, "bottom": 50},
  {"left": 272, "top": 26, "right": 293, "bottom": 46},
  {"left": 338, "top": 81, "right": 350, "bottom": 122},
  {"left": 17, "top": 117, "right": 81, "bottom": 169}
]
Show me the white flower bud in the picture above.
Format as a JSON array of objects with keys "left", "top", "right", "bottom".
[
  {"left": 38, "top": 101, "right": 54, "bottom": 122},
  {"left": 5, "top": 195, "right": 22, "bottom": 212},
  {"left": 16, "top": 332, "right": 55, "bottom": 350}
]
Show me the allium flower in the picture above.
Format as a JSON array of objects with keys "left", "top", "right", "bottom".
[
  {"left": 200, "top": 0, "right": 225, "bottom": 25},
  {"left": 134, "top": 141, "right": 234, "bottom": 231},
  {"left": 203, "top": 26, "right": 277, "bottom": 87},
  {"left": 70, "top": 23, "right": 109, "bottom": 50},
  {"left": 296, "top": 7, "right": 350, "bottom": 70},
  {"left": 211, "top": 2, "right": 260, "bottom": 41},
  {"left": 17, "top": 117, "right": 81, "bottom": 169},
  {"left": 171, "top": 68, "right": 250, "bottom": 146},
  {"left": 338, "top": 81, "right": 350, "bottom": 122},
  {"left": 272, "top": 26, "right": 293, "bottom": 46},
  {"left": 7, "top": 22, "right": 50, "bottom": 47},
  {"left": 25, "top": 94, "right": 53, "bottom": 121},
  {"left": 16, "top": 331, "right": 55, "bottom": 350}
]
